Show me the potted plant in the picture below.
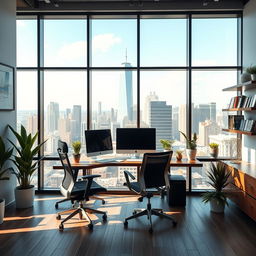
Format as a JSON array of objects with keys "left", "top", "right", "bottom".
[
  {"left": 175, "top": 150, "right": 183, "bottom": 162},
  {"left": 246, "top": 65, "right": 256, "bottom": 82},
  {"left": 159, "top": 139, "right": 174, "bottom": 151},
  {"left": 202, "top": 162, "right": 231, "bottom": 213},
  {"left": 209, "top": 143, "right": 219, "bottom": 158},
  {"left": 72, "top": 141, "right": 81, "bottom": 163},
  {"left": 0, "top": 136, "right": 13, "bottom": 224},
  {"left": 8, "top": 125, "right": 46, "bottom": 208},
  {"left": 179, "top": 131, "right": 197, "bottom": 161}
]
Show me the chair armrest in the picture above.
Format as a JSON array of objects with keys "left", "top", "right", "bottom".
[
  {"left": 123, "top": 171, "right": 136, "bottom": 190},
  {"left": 81, "top": 174, "right": 101, "bottom": 180}
]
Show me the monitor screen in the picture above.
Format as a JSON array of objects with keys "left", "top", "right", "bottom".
[
  {"left": 116, "top": 128, "right": 156, "bottom": 154},
  {"left": 85, "top": 129, "right": 113, "bottom": 157}
]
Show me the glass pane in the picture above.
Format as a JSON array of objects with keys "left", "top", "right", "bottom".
[
  {"left": 192, "top": 18, "right": 238, "bottom": 66},
  {"left": 91, "top": 19, "right": 137, "bottom": 67},
  {"left": 192, "top": 70, "right": 238, "bottom": 158},
  {"left": 44, "top": 71, "right": 87, "bottom": 156},
  {"left": 17, "top": 71, "right": 38, "bottom": 135},
  {"left": 140, "top": 71, "right": 187, "bottom": 151},
  {"left": 17, "top": 19, "right": 37, "bottom": 67},
  {"left": 140, "top": 18, "right": 187, "bottom": 66},
  {"left": 44, "top": 19, "right": 87, "bottom": 67}
]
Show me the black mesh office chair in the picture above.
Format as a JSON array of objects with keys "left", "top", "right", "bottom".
[
  {"left": 56, "top": 148, "right": 107, "bottom": 230},
  {"left": 55, "top": 140, "right": 105, "bottom": 209},
  {"left": 123, "top": 151, "right": 177, "bottom": 233}
]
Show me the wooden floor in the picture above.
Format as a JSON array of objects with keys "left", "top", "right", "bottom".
[{"left": 0, "top": 194, "right": 256, "bottom": 256}]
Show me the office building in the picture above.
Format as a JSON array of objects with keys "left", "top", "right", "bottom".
[{"left": 1, "top": 0, "right": 256, "bottom": 255}]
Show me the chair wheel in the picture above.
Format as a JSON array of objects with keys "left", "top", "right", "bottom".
[
  {"left": 124, "top": 221, "right": 128, "bottom": 227},
  {"left": 138, "top": 197, "right": 143, "bottom": 202},
  {"left": 55, "top": 203, "right": 58, "bottom": 209},
  {"left": 173, "top": 221, "right": 177, "bottom": 227},
  {"left": 102, "top": 200, "right": 105, "bottom": 205},
  {"left": 59, "top": 224, "right": 64, "bottom": 231},
  {"left": 103, "top": 214, "right": 107, "bottom": 221},
  {"left": 149, "top": 228, "right": 153, "bottom": 233},
  {"left": 88, "top": 223, "right": 93, "bottom": 230},
  {"left": 56, "top": 214, "right": 61, "bottom": 220}
]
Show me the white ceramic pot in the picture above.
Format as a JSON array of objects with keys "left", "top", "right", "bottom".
[
  {"left": 251, "top": 74, "right": 256, "bottom": 82},
  {"left": 210, "top": 199, "right": 225, "bottom": 213},
  {"left": 0, "top": 199, "right": 5, "bottom": 224},
  {"left": 240, "top": 72, "right": 251, "bottom": 83},
  {"left": 186, "top": 149, "right": 197, "bottom": 161},
  {"left": 15, "top": 186, "right": 35, "bottom": 209}
]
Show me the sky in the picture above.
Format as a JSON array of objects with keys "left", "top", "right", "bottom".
[{"left": 16, "top": 17, "right": 238, "bottom": 112}]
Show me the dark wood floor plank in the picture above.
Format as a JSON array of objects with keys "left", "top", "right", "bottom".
[{"left": 0, "top": 195, "right": 256, "bottom": 256}]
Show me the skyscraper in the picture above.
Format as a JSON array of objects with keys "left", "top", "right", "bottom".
[
  {"left": 47, "top": 102, "right": 59, "bottom": 133},
  {"left": 149, "top": 101, "right": 172, "bottom": 150},
  {"left": 118, "top": 57, "right": 133, "bottom": 125},
  {"left": 144, "top": 91, "right": 159, "bottom": 125},
  {"left": 71, "top": 105, "right": 82, "bottom": 141}
]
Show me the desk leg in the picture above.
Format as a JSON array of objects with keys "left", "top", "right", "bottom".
[{"left": 188, "top": 167, "right": 192, "bottom": 193}]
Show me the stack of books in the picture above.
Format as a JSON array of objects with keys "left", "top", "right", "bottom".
[
  {"left": 228, "top": 115, "right": 244, "bottom": 130},
  {"left": 239, "top": 120, "right": 256, "bottom": 132},
  {"left": 229, "top": 95, "right": 256, "bottom": 109}
]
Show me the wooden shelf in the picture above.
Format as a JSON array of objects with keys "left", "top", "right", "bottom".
[
  {"left": 222, "top": 81, "right": 256, "bottom": 92},
  {"left": 222, "top": 128, "right": 256, "bottom": 136},
  {"left": 222, "top": 107, "right": 256, "bottom": 112}
]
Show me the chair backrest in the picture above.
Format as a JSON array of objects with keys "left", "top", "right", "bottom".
[
  {"left": 58, "top": 140, "right": 69, "bottom": 153},
  {"left": 57, "top": 147, "right": 75, "bottom": 194},
  {"left": 140, "top": 151, "right": 173, "bottom": 190}
]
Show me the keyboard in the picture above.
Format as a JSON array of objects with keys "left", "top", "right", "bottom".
[{"left": 94, "top": 157, "right": 127, "bottom": 163}]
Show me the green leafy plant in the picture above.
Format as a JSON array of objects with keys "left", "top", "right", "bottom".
[
  {"left": 202, "top": 162, "right": 231, "bottom": 206},
  {"left": 0, "top": 136, "right": 13, "bottom": 181},
  {"left": 8, "top": 125, "right": 47, "bottom": 189},
  {"left": 246, "top": 65, "right": 256, "bottom": 74},
  {"left": 175, "top": 150, "right": 183, "bottom": 160},
  {"left": 209, "top": 143, "right": 219, "bottom": 149},
  {"left": 159, "top": 139, "right": 174, "bottom": 150},
  {"left": 72, "top": 141, "right": 81, "bottom": 155},
  {"left": 179, "top": 131, "right": 197, "bottom": 150}
]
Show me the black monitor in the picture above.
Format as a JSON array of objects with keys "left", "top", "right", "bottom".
[
  {"left": 116, "top": 128, "right": 156, "bottom": 154},
  {"left": 85, "top": 129, "right": 113, "bottom": 157}
]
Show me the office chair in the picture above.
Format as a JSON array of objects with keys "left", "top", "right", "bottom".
[
  {"left": 55, "top": 140, "right": 105, "bottom": 209},
  {"left": 56, "top": 148, "right": 107, "bottom": 230},
  {"left": 123, "top": 151, "right": 177, "bottom": 233}
]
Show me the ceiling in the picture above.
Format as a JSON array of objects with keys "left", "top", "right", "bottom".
[{"left": 17, "top": 0, "right": 251, "bottom": 12}]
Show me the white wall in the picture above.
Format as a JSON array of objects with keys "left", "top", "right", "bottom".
[
  {"left": 0, "top": 0, "right": 16, "bottom": 205},
  {"left": 242, "top": 0, "right": 256, "bottom": 163}
]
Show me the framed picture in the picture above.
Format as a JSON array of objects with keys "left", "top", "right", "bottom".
[{"left": 0, "top": 63, "right": 15, "bottom": 111}]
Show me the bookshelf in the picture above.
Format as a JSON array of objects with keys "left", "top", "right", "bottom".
[
  {"left": 222, "top": 129, "right": 256, "bottom": 136},
  {"left": 222, "top": 81, "right": 256, "bottom": 92},
  {"left": 222, "top": 107, "right": 256, "bottom": 112}
]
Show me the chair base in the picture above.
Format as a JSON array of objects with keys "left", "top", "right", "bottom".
[
  {"left": 57, "top": 201, "right": 107, "bottom": 230},
  {"left": 124, "top": 196, "right": 177, "bottom": 233}
]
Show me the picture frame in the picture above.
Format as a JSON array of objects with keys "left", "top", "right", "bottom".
[{"left": 0, "top": 63, "right": 15, "bottom": 111}]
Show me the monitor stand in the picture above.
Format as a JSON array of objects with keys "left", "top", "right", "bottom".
[{"left": 129, "top": 153, "right": 142, "bottom": 159}]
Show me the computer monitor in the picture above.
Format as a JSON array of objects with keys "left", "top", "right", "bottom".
[
  {"left": 85, "top": 129, "right": 113, "bottom": 157},
  {"left": 116, "top": 128, "right": 156, "bottom": 154}
]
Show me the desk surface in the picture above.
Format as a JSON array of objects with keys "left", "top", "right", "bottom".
[{"left": 53, "top": 158, "right": 203, "bottom": 169}]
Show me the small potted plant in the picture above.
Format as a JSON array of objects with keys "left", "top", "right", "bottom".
[
  {"left": 209, "top": 143, "right": 219, "bottom": 158},
  {"left": 8, "top": 125, "right": 46, "bottom": 208},
  {"left": 72, "top": 141, "right": 81, "bottom": 163},
  {"left": 175, "top": 150, "right": 183, "bottom": 162},
  {"left": 179, "top": 131, "right": 197, "bottom": 161},
  {"left": 159, "top": 139, "right": 174, "bottom": 151},
  {"left": 246, "top": 65, "right": 256, "bottom": 82},
  {"left": 0, "top": 136, "right": 13, "bottom": 224},
  {"left": 202, "top": 162, "right": 230, "bottom": 213}
]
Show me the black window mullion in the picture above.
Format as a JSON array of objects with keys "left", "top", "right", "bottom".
[{"left": 137, "top": 14, "right": 140, "bottom": 128}]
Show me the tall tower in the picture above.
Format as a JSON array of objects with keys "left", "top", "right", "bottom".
[
  {"left": 47, "top": 102, "right": 59, "bottom": 133},
  {"left": 149, "top": 101, "right": 172, "bottom": 150},
  {"left": 72, "top": 105, "right": 82, "bottom": 141},
  {"left": 118, "top": 51, "right": 133, "bottom": 125},
  {"left": 144, "top": 92, "right": 159, "bottom": 125}
]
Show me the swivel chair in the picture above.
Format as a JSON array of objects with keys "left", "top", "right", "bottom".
[
  {"left": 123, "top": 151, "right": 177, "bottom": 233},
  {"left": 55, "top": 140, "right": 105, "bottom": 209},
  {"left": 56, "top": 148, "right": 107, "bottom": 230}
]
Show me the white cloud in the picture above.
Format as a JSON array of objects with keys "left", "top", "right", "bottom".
[
  {"left": 57, "top": 41, "right": 86, "bottom": 61},
  {"left": 92, "top": 33, "right": 122, "bottom": 53}
]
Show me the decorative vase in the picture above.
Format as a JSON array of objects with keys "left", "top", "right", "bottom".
[
  {"left": 210, "top": 199, "right": 225, "bottom": 213},
  {"left": 73, "top": 154, "right": 81, "bottom": 163},
  {"left": 210, "top": 148, "right": 219, "bottom": 158},
  {"left": 240, "top": 72, "right": 251, "bottom": 83},
  {"left": 15, "top": 185, "right": 35, "bottom": 208},
  {"left": 0, "top": 199, "right": 5, "bottom": 224},
  {"left": 186, "top": 149, "right": 197, "bottom": 161},
  {"left": 251, "top": 74, "right": 256, "bottom": 82}
]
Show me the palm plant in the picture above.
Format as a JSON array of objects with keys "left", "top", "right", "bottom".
[
  {"left": 202, "top": 162, "right": 231, "bottom": 206},
  {"left": 179, "top": 131, "right": 197, "bottom": 149},
  {"left": 8, "top": 125, "right": 46, "bottom": 189},
  {"left": 0, "top": 136, "right": 13, "bottom": 181}
]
